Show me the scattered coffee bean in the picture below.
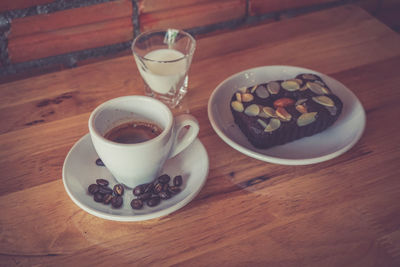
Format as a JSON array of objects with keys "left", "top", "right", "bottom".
[
  {"left": 113, "top": 184, "right": 124, "bottom": 196},
  {"left": 144, "top": 183, "right": 154, "bottom": 194},
  {"left": 153, "top": 182, "right": 163, "bottom": 194},
  {"left": 173, "top": 175, "right": 183, "bottom": 186},
  {"left": 95, "top": 158, "right": 105, "bottom": 167},
  {"left": 87, "top": 178, "right": 128, "bottom": 208},
  {"left": 159, "top": 191, "right": 171, "bottom": 200},
  {"left": 129, "top": 173, "right": 184, "bottom": 210},
  {"left": 163, "top": 183, "right": 170, "bottom": 192},
  {"left": 157, "top": 174, "right": 171, "bottom": 184},
  {"left": 96, "top": 179, "right": 109, "bottom": 186},
  {"left": 111, "top": 196, "right": 123, "bottom": 208},
  {"left": 168, "top": 186, "right": 181, "bottom": 195},
  {"left": 131, "top": 199, "right": 143, "bottom": 210},
  {"left": 88, "top": 173, "right": 183, "bottom": 211},
  {"left": 98, "top": 185, "right": 113, "bottom": 195},
  {"left": 88, "top": 184, "right": 99, "bottom": 195},
  {"left": 94, "top": 192, "right": 104, "bottom": 202},
  {"left": 133, "top": 184, "right": 144, "bottom": 196},
  {"left": 147, "top": 196, "right": 160, "bottom": 207},
  {"left": 138, "top": 192, "right": 152, "bottom": 201},
  {"left": 103, "top": 193, "right": 113, "bottom": 205}
]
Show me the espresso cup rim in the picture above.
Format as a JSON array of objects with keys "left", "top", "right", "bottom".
[{"left": 88, "top": 95, "right": 173, "bottom": 147}]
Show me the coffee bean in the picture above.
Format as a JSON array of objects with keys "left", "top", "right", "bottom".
[
  {"left": 131, "top": 199, "right": 143, "bottom": 210},
  {"left": 153, "top": 182, "right": 163, "bottom": 194},
  {"left": 88, "top": 184, "right": 99, "bottom": 195},
  {"left": 96, "top": 179, "right": 109, "bottom": 186},
  {"left": 111, "top": 196, "right": 123, "bottom": 208},
  {"left": 168, "top": 186, "right": 181, "bottom": 195},
  {"left": 95, "top": 158, "right": 105, "bottom": 167},
  {"left": 159, "top": 191, "right": 171, "bottom": 200},
  {"left": 173, "top": 175, "right": 183, "bottom": 186},
  {"left": 99, "top": 185, "right": 113, "bottom": 195},
  {"left": 94, "top": 192, "right": 104, "bottom": 202},
  {"left": 103, "top": 193, "right": 113, "bottom": 204},
  {"left": 144, "top": 183, "right": 154, "bottom": 194},
  {"left": 133, "top": 184, "right": 144, "bottom": 196},
  {"left": 163, "top": 183, "right": 170, "bottom": 192},
  {"left": 157, "top": 174, "right": 171, "bottom": 184},
  {"left": 113, "top": 184, "right": 124, "bottom": 196},
  {"left": 147, "top": 196, "right": 160, "bottom": 207},
  {"left": 138, "top": 192, "right": 152, "bottom": 201}
]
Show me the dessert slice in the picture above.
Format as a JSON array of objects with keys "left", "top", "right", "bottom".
[{"left": 230, "top": 73, "right": 343, "bottom": 149}]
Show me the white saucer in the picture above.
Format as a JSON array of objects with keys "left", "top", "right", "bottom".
[
  {"left": 62, "top": 134, "right": 209, "bottom": 221},
  {"left": 208, "top": 65, "right": 366, "bottom": 165}
]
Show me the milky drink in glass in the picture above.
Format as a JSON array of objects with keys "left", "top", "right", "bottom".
[
  {"left": 132, "top": 29, "right": 196, "bottom": 108},
  {"left": 135, "top": 48, "right": 188, "bottom": 95}
]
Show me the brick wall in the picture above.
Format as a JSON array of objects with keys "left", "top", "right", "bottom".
[{"left": 0, "top": 0, "right": 398, "bottom": 81}]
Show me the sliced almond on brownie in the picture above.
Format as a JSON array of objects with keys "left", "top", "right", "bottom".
[
  {"left": 306, "top": 81, "right": 330, "bottom": 95},
  {"left": 297, "top": 112, "right": 318, "bottom": 126},
  {"left": 242, "top": 93, "right": 254, "bottom": 102},
  {"left": 255, "top": 85, "right": 270, "bottom": 99},
  {"left": 312, "top": 96, "right": 335, "bottom": 107},
  {"left": 281, "top": 80, "right": 300, "bottom": 91},
  {"left": 276, "top": 107, "right": 292, "bottom": 121},
  {"left": 267, "top": 81, "right": 280, "bottom": 94},
  {"left": 262, "top": 106, "right": 276, "bottom": 118},
  {"left": 264, "top": 118, "right": 281, "bottom": 132},
  {"left": 244, "top": 104, "right": 260, "bottom": 116},
  {"left": 231, "top": 101, "right": 244, "bottom": 112}
]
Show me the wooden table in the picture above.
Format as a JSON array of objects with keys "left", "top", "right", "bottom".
[{"left": 1, "top": 5, "right": 400, "bottom": 266}]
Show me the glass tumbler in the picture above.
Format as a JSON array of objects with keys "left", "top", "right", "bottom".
[{"left": 132, "top": 29, "right": 196, "bottom": 108}]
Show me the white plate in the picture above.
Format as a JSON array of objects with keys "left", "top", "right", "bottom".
[
  {"left": 208, "top": 65, "right": 366, "bottom": 165},
  {"left": 62, "top": 134, "right": 209, "bottom": 221}
]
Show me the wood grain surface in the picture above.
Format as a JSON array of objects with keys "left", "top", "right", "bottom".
[{"left": 1, "top": 5, "right": 400, "bottom": 266}]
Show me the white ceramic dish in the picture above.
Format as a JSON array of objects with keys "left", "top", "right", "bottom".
[
  {"left": 207, "top": 65, "right": 366, "bottom": 165},
  {"left": 62, "top": 134, "right": 209, "bottom": 221}
]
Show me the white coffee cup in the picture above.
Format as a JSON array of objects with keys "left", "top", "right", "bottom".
[{"left": 88, "top": 96, "right": 199, "bottom": 188}]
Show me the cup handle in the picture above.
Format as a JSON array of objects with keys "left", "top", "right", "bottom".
[{"left": 168, "top": 114, "right": 199, "bottom": 158}]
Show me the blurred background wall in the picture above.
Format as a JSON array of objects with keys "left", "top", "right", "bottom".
[{"left": 0, "top": 0, "right": 399, "bottom": 83}]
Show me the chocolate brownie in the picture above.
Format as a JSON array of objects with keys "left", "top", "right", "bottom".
[{"left": 230, "top": 73, "right": 343, "bottom": 149}]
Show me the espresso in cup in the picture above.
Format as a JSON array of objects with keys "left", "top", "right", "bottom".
[
  {"left": 104, "top": 121, "right": 163, "bottom": 144},
  {"left": 89, "top": 96, "right": 199, "bottom": 188}
]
